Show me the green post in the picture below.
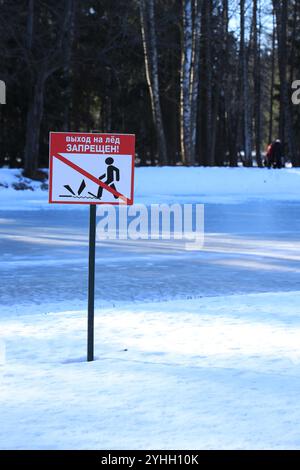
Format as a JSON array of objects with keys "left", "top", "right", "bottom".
[{"left": 87, "top": 204, "right": 96, "bottom": 361}]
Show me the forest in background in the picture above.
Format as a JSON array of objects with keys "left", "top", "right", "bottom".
[{"left": 0, "top": 0, "right": 300, "bottom": 177}]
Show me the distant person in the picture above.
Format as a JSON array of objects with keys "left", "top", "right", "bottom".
[
  {"left": 265, "top": 139, "right": 284, "bottom": 169},
  {"left": 265, "top": 143, "right": 273, "bottom": 168},
  {"left": 271, "top": 139, "right": 284, "bottom": 169}
]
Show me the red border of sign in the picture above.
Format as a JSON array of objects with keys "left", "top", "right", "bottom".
[{"left": 49, "top": 132, "right": 135, "bottom": 205}]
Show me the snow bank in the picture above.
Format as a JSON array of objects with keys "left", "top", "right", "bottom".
[
  {"left": 0, "top": 168, "right": 45, "bottom": 191},
  {"left": 0, "top": 169, "right": 48, "bottom": 210},
  {"left": 135, "top": 166, "right": 300, "bottom": 199}
]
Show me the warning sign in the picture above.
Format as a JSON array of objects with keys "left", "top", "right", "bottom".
[{"left": 49, "top": 132, "right": 135, "bottom": 205}]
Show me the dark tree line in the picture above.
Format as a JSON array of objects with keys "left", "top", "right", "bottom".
[{"left": 0, "top": 0, "right": 300, "bottom": 177}]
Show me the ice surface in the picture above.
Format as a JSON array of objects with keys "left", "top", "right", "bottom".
[{"left": 1, "top": 201, "right": 300, "bottom": 315}]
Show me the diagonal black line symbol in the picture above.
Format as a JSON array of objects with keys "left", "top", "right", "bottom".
[
  {"left": 64, "top": 184, "right": 76, "bottom": 195},
  {"left": 59, "top": 184, "right": 76, "bottom": 198},
  {"left": 78, "top": 180, "right": 86, "bottom": 195}
]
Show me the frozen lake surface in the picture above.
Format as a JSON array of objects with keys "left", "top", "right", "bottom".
[{"left": 1, "top": 200, "right": 300, "bottom": 314}]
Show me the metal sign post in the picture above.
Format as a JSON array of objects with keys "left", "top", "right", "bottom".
[
  {"left": 49, "top": 132, "right": 135, "bottom": 362},
  {"left": 87, "top": 204, "right": 96, "bottom": 361}
]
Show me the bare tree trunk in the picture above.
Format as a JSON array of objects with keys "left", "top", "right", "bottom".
[
  {"left": 273, "top": 0, "right": 298, "bottom": 165},
  {"left": 139, "top": 0, "right": 168, "bottom": 165},
  {"left": 268, "top": 10, "right": 276, "bottom": 144},
  {"left": 221, "top": 0, "right": 237, "bottom": 166},
  {"left": 240, "top": 0, "right": 252, "bottom": 166},
  {"left": 63, "top": 0, "right": 76, "bottom": 130},
  {"left": 289, "top": 0, "right": 298, "bottom": 86},
  {"left": 190, "top": 0, "right": 201, "bottom": 164},
  {"left": 24, "top": 72, "right": 46, "bottom": 177},
  {"left": 211, "top": 0, "right": 227, "bottom": 166},
  {"left": 205, "top": 0, "right": 213, "bottom": 166},
  {"left": 180, "top": 0, "right": 202, "bottom": 165},
  {"left": 23, "top": 0, "right": 75, "bottom": 178},
  {"left": 23, "top": 0, "right": 37, "bottom": 177},
  {"left": 180, "top": 0, "right": 193, "bottom": 164},
  {"left": 253, "top": 0, "right": 262, "bottom": 166},
  {"left": 26, "top": 0, "right": 34, "bottom": 50}
]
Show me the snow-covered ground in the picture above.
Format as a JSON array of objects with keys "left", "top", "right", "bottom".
[
  {"left": 1, "top": 167, "right": 300, "bottom": 449},
  {"left": 2, "top": 292, "right": 300, "bottom": 450}
]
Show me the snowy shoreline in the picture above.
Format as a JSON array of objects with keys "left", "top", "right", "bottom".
[{"left": 1, "top": 167, "right": 300, "bottom": 210}]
